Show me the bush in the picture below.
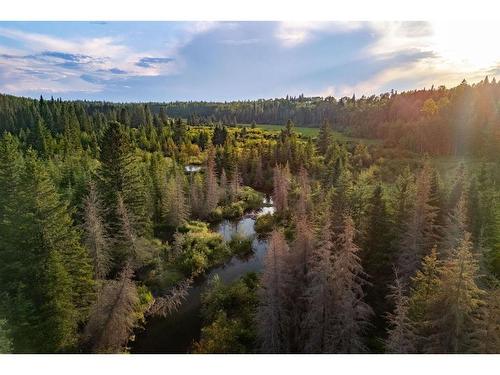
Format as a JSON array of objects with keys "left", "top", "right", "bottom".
[
  {"left": 222, "top": 201, "right": 245, "bottom": 219},
  {"left": 193, "top": 273, "right": 259, "bottom": 353},
  {"left": 238, "top": 187, "right": 263, "bottom": 210},
  {"left": 228, "top": 233, "right": 253, "bottom": 256},
  {"left": 208, "top": 207, "right": 223, "bottom": 222},
  {"left": 147, "top": 265, "right": 185, "bottom": 293},
  {"left": 174, "top": 222, "right": 230, "bottom": 276},
  {"left": 254, "top": 213, "right": 274, "bottom": 234}
]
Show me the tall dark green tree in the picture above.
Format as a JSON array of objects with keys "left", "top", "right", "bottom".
[
  {"left": 98, "top": 121, "right": 151, "bottom": 238},
  {"left": 362, "top": 184, "right": 394, "bottom": 341},
  {"left": 316, "top": 120, "right": 332, "bottom": 154},
  {"left": 0, "top": 145, "right": 95, "bottom": 352}
]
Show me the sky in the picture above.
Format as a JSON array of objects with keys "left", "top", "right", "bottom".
[{"left": 0, "top": 21, "right": 499, "bottom": 102}]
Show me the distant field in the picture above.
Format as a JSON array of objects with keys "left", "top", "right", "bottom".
[
  {"left": 247, "top": 123, "right": 320, "bottom": 137},
  {"left": 238, "top": 123, "right": 379, "bottom": 145}
]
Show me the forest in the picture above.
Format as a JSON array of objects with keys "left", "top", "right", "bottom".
[{"left": 0, "top": 77, "right": 499, "bottom": 354}]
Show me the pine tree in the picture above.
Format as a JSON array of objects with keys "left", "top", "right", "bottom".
[
  {"left": 1, "top": 149, "right": 95, "bottom": 352},
  {"left": 272, "top": 164, "right": 290, "bottom": 215},
  {"left": 362, "top": 184, "right": 394, "bottom": 339},
  {"left": 115, "top": 193, "right": 138, "bottom": 265},
  {"left": 330, "top": 215, "right": 372, "bottom": 353},
  {"left": 162, "top": 173, "right": 189, "bottom": 228},
  {"left": 204, "top": 146, "right": 219, "bottom": 216},
  {"left": 391, "top": 166, "right": 416, "bottom": 243},
  {"left": 303, "top": 212, "right": 336, "bottom": 353},
  {"left": 257, "top": 230, "right": 291, "bottom": 353},
  {"left": 398, "top": 162, "right": 438, "bottom": 283},
  {"left": 384, "top": 268, "right": 416, "bottom": 353},
  {"left": 288, "top": 216, "right": 315, "bottom": 351},
  {"left": 296, "top": 166, "right": 311, "bottom": 218},
  {"left": 331, "top": 168, "right": 353, "bottom": 231},
  {"left": 470, "top": 285, "right": 500, "bottom": 353},
  {"left": 254, "top": 153, "right": 264, "bottom": 190},
  {"left": 189, "top": 173, "right": 205, "bottom": 218},
  {"left": 98, "top": 121, "right": 150, "bottom": 238},
  {"left": 83, "top": 181, "right": 112, "bottom": 279},
  {"left": 219, "top": 168, "right": 228, "bottom": 203},
  {"left": 408, "top": 247, "right": 441, "bottom": 352},
  {"left": 427, "top": 233, "right": 484, "bottom": 353},
  {"left": 148, "top": 153, "right": 169, "bottom": 226},
  {"left": 229, "top": 163, "right": 242, "bottom": 201},
  {"left": 316, "top": 120, "right": 333, "bottom": 154},
  {"left": 442, "top": 192, "right": 468, "bottom": 257},
  {"left": 84, "top": 266, "right": 140, "bottom": 353}
]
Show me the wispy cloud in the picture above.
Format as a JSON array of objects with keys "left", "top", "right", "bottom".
[
  {"left": 136, "top": 57, "right": 174, "bottom": 68},
  {"left": 0, "top": 21, "right": 497, "bottom": 100},
  {"left": 0, "top": 23, "right": 216, "bottom": 94},
  {"left": 219, "top": 38, "right": 260, "bottom": 46},
  {"left": 275, "top": 21, "right": 364, "bottom": 47}
]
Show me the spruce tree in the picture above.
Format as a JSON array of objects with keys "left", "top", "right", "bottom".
[
  {"left": 303, "top": 212, "right": 336, "bottom": 353},
  {"left": 82, "top": 181, "right": 112, "bottom": 280},
  {"left": 84, "top": 266, "right": 140, "bottom": 353},
  {"left": 162, "top": 173, "right": 189, "bottom": 228},
  {"left": 470, "top": 285, "right": 500, "bottom": 353},
  {"left": 384, "top": 269, "right": 416, "bottom": 353},
  {"left": 362, "top": 184, "right": 394, "bottom": 340},
  {"left": 257, "top": 230, "right": 292, "bottom": 353},
  {"left": 204, "top": 146, "right": 219, "bottom": 216},
  {"left": 442, "top": 192, "right": 469, "bottom": 257},
  {"left": 316, "top": 120, "right": 332, "bottom": 154},
  {"left": 98, "top": 121, "right": 150, "bottom": 238},
  {"left": 408, "top": 247, "right": 441, "bottom": 352},
  {"left": 427, "top": 233, "right": 484, "bottom": 353},
  {"left": 398, "top": 162, "right": 439, "bottom": 283},
  {"left": 272, "top": 164, "right": 291, "bottom": 216},
  {"left": 1, "top": 149, "right": 95, "bottom": 352},
  {"left": 330, "top": 215, "right": 372, "bottom": 353}
]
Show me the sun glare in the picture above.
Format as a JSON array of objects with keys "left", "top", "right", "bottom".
[{"left": 430, "top": 20, "right": 500, "bottom": 72}]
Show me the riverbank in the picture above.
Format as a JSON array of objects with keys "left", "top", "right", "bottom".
[{"left": 131, "top": 198, "right": 275, "bottom": 353}]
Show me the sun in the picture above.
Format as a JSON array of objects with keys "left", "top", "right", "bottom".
[{"left": 429, "top": 20, "right": 500, "bottom": 72}]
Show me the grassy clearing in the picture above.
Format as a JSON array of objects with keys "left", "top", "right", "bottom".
[
  {"left": 246, "top": 123, "right": 320, "bottom": 137},
  {"left": 238, "top": 123, "right": 380, "bottom": 145}
]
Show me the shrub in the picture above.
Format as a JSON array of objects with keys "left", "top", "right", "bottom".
[
  {"left": 229, "top": 233, "right": 253, "bottom": 256},
  {"left": 238, "top": 187, "right": 263, "bottom": 210},
  {"left": 174, "top": 222, "right": 230, "bottom": 276},
  {"left": 254, "top": 213, "right": 274, "bottom": 234},
  {"left": 208, "top": 207, "right": 223, "bottom": 222},
  {"left": 222, "top": 201, "right": 245, "bottom": 219},
  {"left": 193, "top": 273, "right": 259, "bottom": 353}
]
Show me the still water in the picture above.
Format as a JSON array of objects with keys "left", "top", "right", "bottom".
[{"left": 131, "top": 199, "right": 274, "bottom": 353}]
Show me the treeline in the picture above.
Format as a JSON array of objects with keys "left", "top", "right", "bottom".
[
  {"left": 161, "top": 78, "right": 500, "bottom": 158},
  {"left": 2, "top": 77, "right": 499, "bottom": 159}
]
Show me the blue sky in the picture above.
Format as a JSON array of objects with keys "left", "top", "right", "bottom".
[{"left": 0, "top": 21, "right": 498, "bottom": 102}]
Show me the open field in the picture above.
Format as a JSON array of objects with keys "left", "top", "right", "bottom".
[
  {"left": 243, "top": 123, "right": 320, "bottom": 137},
  {"left": 237, "top": 123, "right": 380, "bottom": 145}
]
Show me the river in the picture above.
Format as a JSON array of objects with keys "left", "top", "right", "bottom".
[{"left": 131, "top": 198, "right": 274, "bottom": 353}]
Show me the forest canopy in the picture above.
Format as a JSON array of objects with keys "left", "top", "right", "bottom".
[{"left": 0, "top": 77, "right": 499, "bottom": 354}]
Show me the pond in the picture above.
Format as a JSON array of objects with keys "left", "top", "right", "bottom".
[
  {"left": 184, "top": 165, "right": 202, "bottom": 173},
  {"left": 130, "top": 198, "right": 275, "bottom": 353}
]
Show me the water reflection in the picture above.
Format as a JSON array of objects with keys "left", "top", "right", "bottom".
[
  {"left": 185, "top": 165, "right": 202, "bottom": 173},
  {"left": 131, "top": 198, "right": 274, "bottom": 353}
]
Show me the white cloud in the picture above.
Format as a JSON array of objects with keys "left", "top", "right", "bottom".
[
  {"left": 315, "top": 21, "right": 500, "bottom": 97},
  {"left": 276, "top": 21, "right": 364, "bottom": 47},
  {"left": 0, "top": 22, "right": 219, "bottom": 94}
]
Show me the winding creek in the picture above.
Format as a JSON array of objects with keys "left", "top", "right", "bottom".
[{"left": 131, "top": 198, "right": 275, "bottom": 353}]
